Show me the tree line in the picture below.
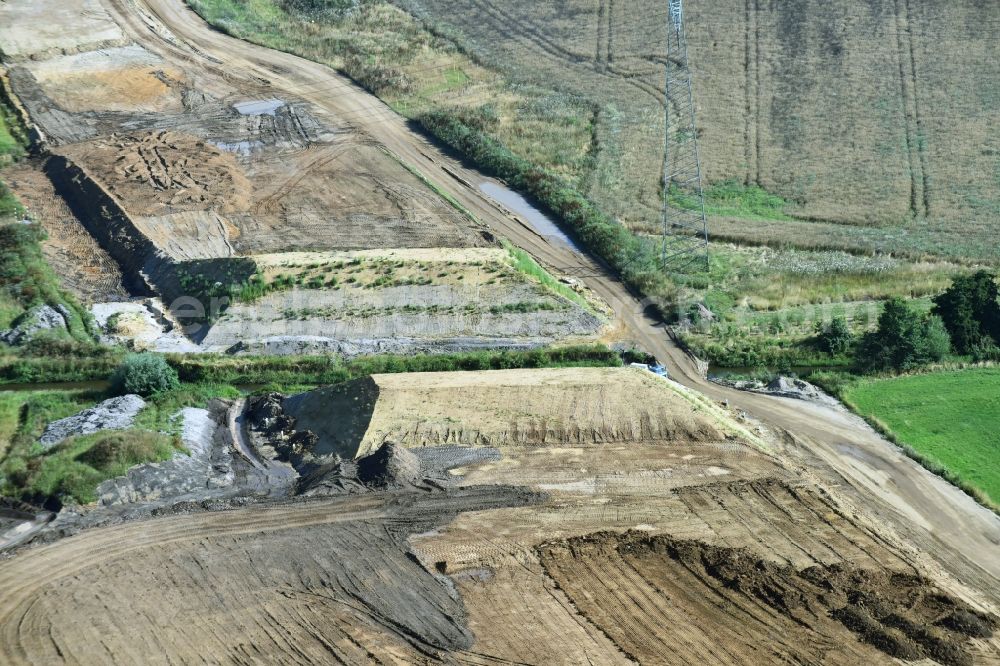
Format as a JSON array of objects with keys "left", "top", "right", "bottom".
[{"left": 815, "top": 271, "right": 1000, "bottom": 372}]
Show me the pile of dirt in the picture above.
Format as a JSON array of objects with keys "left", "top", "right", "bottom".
[
  {"left": 59, "top": 130, "right": 252, "bottom": 216},
  {"left": 539, "top": 531, "right": 996, "bottom": 665},
  {"left": 356, "top": 442, "right": 422, "bottom": 488}
]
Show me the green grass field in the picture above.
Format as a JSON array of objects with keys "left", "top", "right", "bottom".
[{"left": 844, "top": 368, "right": 1000, "bottom": 507}]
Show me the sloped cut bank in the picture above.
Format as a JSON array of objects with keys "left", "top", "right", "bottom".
[{"left": 43, "top": 152, "right": 254, "bottom": 313}]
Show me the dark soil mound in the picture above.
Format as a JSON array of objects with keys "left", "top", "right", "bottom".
[{"left": 357, "top": 443, "right": 422, "bottom": 488}]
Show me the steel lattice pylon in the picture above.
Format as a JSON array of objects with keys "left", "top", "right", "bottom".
[{"left": 660, "top": 0, "right": 709, "bottom": 272}]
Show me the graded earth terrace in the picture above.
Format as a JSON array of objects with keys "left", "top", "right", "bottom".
[{"left": 0, "top": 0, "right": 605, "bottom": 356}]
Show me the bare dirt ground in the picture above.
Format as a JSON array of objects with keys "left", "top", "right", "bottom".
[
  {"left": 0, "top": 0, "right": 128, "bottom": 61},
  {"left": 1, "top": 1, "right": 999, "bottom": 662},
  {"left": 3, "top": 368, "right": 998, "bottom": 664},
  {"left": 2, "top": 160, "right": 128, "bottom": 303}
]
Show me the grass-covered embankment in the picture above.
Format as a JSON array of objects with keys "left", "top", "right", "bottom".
[
  {"left": 0, "top": 384, "right": 240, "bottom": 507},
  {"left": 842, "top": 367, "right": 1000, "bottom": 511},
  {"left": 0, "top": 343, "right": 621, "bottom": 385},
  {"left": 0, "top": 224, "right": 94, "bottom": 337}
]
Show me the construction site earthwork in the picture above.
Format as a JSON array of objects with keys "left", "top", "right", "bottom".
[{"left": 0, "top": 0, "right": 998, "bottom": 665}]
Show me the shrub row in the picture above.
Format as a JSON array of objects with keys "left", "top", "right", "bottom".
[
  {"left": 416, "top": 111, "right": 674, "bottom": 306},
  {"left": 169, "top": 344, "right": 621, "bottom": 385}
]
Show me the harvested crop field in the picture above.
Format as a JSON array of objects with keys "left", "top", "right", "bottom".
[
  {"left": 5, "top": 368, "right": 996, "bottom": 663},
  {"left": 388, "top": 0, "right": 999, "bottom": 250}
]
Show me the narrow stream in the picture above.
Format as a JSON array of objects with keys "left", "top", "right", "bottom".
[{"left": 478, "top": 182, "right": 582, "bottom": 253}]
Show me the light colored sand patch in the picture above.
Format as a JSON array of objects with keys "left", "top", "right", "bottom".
[
  {"left": 92, "top": 301, "right": 200, "bottom": 353},
  {"left": 536, "top": 479, "right": 598, "bottom": 494},
  {"left": 0, "top": 0, "right": 126, "bottom": 60},
  {"left": 24, "top": 45, "right": 186, "bottom": 113}
]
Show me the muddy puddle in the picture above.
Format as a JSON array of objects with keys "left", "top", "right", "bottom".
[
  {"left": 478, "top": 181, "right": 581, "bottom": 252},
  {"left": 233, "top": 98, "right": 285, "bottom": 115}
]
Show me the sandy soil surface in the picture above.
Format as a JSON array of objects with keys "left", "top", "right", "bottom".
[
  {"left": 0, "top": 0, "right": 127, "bottom": 61},
  {"left": 286, "top": 368, "right": 730, "bottom": 458},
  {"left": 3, "top": 160, "right": 128, "bottom": 303},
  {"left": 22, "top": 45, "right": 186, "bottom": 114},
  {"left": 4, "top": 367, "right": 998, "bottom": 664}
]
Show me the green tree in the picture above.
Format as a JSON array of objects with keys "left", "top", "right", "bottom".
[
  {"left": 932, "top": 271, "right": 1000, "bottom": 354},
  {"left": 856, "top": 298, "right": 950, "bottom": 372},
  {"left": 109, "top": 353, "right": 179, "bottom": 397},
  {"left": 814, "top": 315, "right": 853, "bottom": 355}
]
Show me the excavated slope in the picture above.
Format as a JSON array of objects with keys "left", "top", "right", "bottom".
[{"left": 283, "top": 367, "right": 729, "bottom": 458}]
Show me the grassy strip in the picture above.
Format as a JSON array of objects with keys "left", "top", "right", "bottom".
[
  {"left": 672, "top": 180, "right": 793, "bottom": 222},
  {"left": 840, "top": 369, "right": 1000, "bottom": 513},
  {"left": 0, "top": 344, "right": 620, "bottom": 385},
  {"left": 0, "top": 223, "right": 95, "bottom": 337},
  {"left": 0, "top": 340, "right": 122, "bottom": 383},
  {"left": 0, "top": 97, "right": 28, "bottom": 168},
  {"left": 381, "top": 147, "right": 479, "bottom": 221},
  {"left": 502, "top": 241, "right": 591, "bottom": 310}
]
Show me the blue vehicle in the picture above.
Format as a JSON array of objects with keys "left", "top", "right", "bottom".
[{"left": 629, "top": 362, "right": 670, "bottom": 379}]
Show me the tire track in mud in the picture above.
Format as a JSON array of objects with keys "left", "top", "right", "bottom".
[
  {"left": 252, "top": 142, "right": 353, "bottom": 215},
  {"left": 0, "top": 489, "right": 546, "bottom": 664},
  {"left": 903, "top": 0, "right": 930, "bottom": 217},
  {"left": 595, "top": 0, "right": 607, "bottom": 71},
  {"left": 538, "top": 531, "right": 999, "bottom": 665},
  {"left": 894, "top": 0, "right": 929, "bottom": 219},
  {"left": 0, "top": 498, "right": 386, "bottom": 662},
  {"left": 465, "top": 0, "right": 663, "bottom": 106},
  {"left": 742, "top": 0, "right": 762, "bottom": 185},
  {"left": 606, "top": 0, "right": 615, "bottom": 68}
]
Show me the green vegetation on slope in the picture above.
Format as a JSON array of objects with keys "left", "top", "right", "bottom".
[
  {"left": 0, "top": 344, "right": 620, "bottom": 386},
  {"left": 0, "top": 383, "right": 241, "bottom": 507},
  {"left": 843, "top": 368, "right": 1000, "bottom": 509},
  {"left": 169, "top": 345, "right": 620, "bottom": 386},
  {"left": 0, "top": 224, "right": 94, "bottom": 337}
]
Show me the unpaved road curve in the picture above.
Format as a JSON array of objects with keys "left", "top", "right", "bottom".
[{"left": 104, "top": 0, "right": 1000, "bottom": 601}]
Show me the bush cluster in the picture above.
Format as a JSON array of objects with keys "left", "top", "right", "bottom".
[
  {"left": 110, "top": 354, "right": 180, "bottom": 397},
  {"left": 932, "top": 271, "right": 1000, "bottom": 355},
  {"left": 856, "top": 298, "right": 950, "bottom": 372}
]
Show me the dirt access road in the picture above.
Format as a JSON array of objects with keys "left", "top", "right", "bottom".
[{"left": 104, "top": 0, "right": 999, "bottom": 599}]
